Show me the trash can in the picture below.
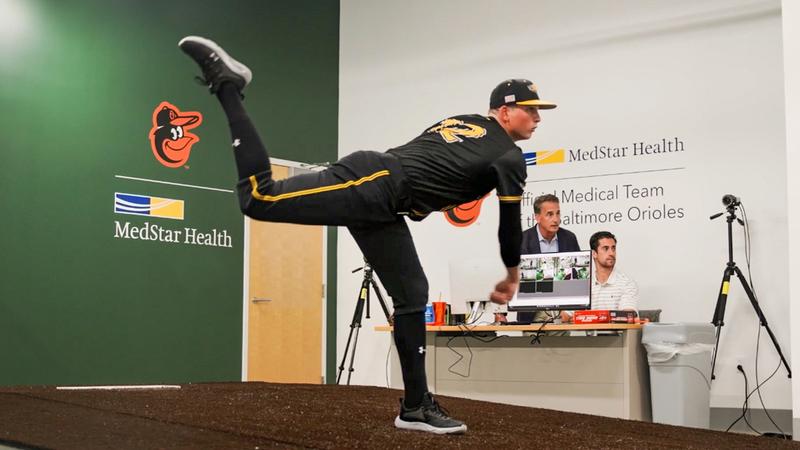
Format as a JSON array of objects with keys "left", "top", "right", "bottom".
[{"left": 641, "top": 323, "right": 716, "bottom": 428}]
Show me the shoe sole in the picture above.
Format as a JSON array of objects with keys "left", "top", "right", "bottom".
[
  {"left": 177, "top": 36, "right": 253, "bottom": 86},
  {"left": 394, "top": 416, "right": 467, "bottom": 434}
]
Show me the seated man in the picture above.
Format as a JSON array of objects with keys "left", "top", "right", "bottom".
[
  {"left": 515, "top": 194, "right": 579, "bottom": 323},
  {"left": 560, "top": 231, "right": 638, "bottom": 322}
]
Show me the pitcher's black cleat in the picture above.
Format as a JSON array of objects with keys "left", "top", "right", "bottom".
[
  {"left": 178, "top": 36, "right": 252, "bottom": 94},
  {"left": 394, "top": 392, "right": 467, "bottom": 434}
]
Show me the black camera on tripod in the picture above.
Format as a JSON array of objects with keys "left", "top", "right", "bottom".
[
  {"left": 336, "top": 258, "right": 393, "bottom": 385},
  {"left": 708, "top": 194, "right": 791, "bottom": 381},
  {"left": 709, "top": 194, "right": 743, "bottom": 224},
  {"left": 721, "top": 194, "right": 740, "bottom": 209}
]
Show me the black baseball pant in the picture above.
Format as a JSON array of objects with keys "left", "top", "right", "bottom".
[
  {"left": 238, "top": 150, "right": 428, "bottom": 316},
  {"left": 217, "top": 83, "right": 430, "bottom": 408}
]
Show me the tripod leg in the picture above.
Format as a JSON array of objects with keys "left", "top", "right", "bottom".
[
  {"left": 733, "top": 266, "right": 792, "bottom": 378},
  {"left": 712, "top": 267, "right": 733, "bottom": 327},
  {"left": 710, "top": 325, "right": 722, "bottom": 381},
  {"left": 711, "top": 266, "right": 734, "bottom": 381},
  {"left": 336, "top": 321, "right": 356, "bottom": 384},
  {"left": 370, "top": 279, "right": 393, "bottom": 324},
  {"left": 346, "top": 325, "right": 362, "bottom": 385},
  {"left": 336, "top": 278, "right": 370, "bottom": 385},
  {"left": 366, "top": 279, "right": 371, "bottom": 319}
]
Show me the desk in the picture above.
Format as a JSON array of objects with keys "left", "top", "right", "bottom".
[{"left": 375, "top": 324, "right": 651, "bottom": 421}]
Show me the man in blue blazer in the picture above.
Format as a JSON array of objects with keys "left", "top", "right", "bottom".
[{"left": 517, "top": 194, "right": 580, "bottom": 323}]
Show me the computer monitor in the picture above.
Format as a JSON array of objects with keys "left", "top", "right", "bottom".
[{"left": 508, "top": 251, "right": 592, "bottom": 311}]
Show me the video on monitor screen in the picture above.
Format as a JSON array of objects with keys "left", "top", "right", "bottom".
[{"left": 509, "top": 251, "right": 592, "bottom": 311}]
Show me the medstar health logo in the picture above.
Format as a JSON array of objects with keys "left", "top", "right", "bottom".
[{"left": 523, "top": 149, "right": 565, "bottom": 166}]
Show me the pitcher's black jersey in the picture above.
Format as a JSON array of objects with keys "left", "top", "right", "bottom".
[
  {"left": 387, "top": 114, "right": 525, "bottom": 217},
  {"left": 387, "top": 114, "right": 526, "bottom": 267}
]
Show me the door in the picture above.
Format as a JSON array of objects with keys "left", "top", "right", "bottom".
[{"left": 247, "top": 165, "right": 324, "bottom": 383}]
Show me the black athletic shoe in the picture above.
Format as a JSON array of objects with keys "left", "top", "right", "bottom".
[
  {"left": 394, "top": 392, "right": 467, "bottom": 434},
  {"left": 178, "top": 36, "right": 252, "bottom": 94}
]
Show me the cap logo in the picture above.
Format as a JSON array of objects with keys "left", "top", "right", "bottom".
[
  {"left": 528, "top": 83, "right": 538, "bottom": 93},
  {"left": 504, "top": 94, "right": 516, "bottom": 103}
]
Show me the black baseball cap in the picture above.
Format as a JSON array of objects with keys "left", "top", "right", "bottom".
[{"left": 489, "top": 79, "right": 557, "bottom": 110}]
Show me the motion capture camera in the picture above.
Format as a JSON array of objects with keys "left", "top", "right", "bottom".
[{"left": 721, "top": 194, "right": 740, "bottom": 208}]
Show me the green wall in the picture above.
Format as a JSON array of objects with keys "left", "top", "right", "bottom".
[{"left": 0, "top": 0, "right": 339, "bottom": 385}]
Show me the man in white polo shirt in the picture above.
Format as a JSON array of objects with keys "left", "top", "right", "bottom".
[
  {"left": 560, "top": 231, "right": 638, "bottom": 322},
  {"left": 586, "top": 231, "right": 638, "bottom": 311}
]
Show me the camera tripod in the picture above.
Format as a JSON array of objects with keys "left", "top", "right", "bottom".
[
  {"left": 336, "top": 259, "right": 393, "bottom": 385},
  {"left": 709, "top": 202, "right": 791, "bottom": 381}
]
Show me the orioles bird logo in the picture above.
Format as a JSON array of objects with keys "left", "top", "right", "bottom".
[
  {"left": 149, "top": 101, "right": 203, "bottom": 168},
  {"left": 444, "top": 194, "right": 489, "bottom": 227}
]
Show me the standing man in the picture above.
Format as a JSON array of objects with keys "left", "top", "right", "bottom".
[
  {"left": 516, "top": 194, "right": 579, "bottom": 323},
  {"left": 177, "top": 36, "right": 556, "bottom": 434}
]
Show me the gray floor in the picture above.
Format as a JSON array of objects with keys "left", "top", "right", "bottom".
[{"left": 710, "top": 407, "right": 792, "bottom": 438}]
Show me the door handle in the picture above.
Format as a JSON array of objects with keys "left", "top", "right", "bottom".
[{"left": 252, "top": 297, "right": 273, "bottom": 303}]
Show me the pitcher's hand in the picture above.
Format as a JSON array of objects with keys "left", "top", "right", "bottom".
[{"left": 490, "top": 267, "right": 519, "bottom": 304}]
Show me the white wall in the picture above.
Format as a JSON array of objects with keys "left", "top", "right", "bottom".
[
  {"left": 338, "top": 0, "right": 791, "bottom": 411},
  {"left": 783, "top": 0, "right": 800, "bottom": 431}
]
